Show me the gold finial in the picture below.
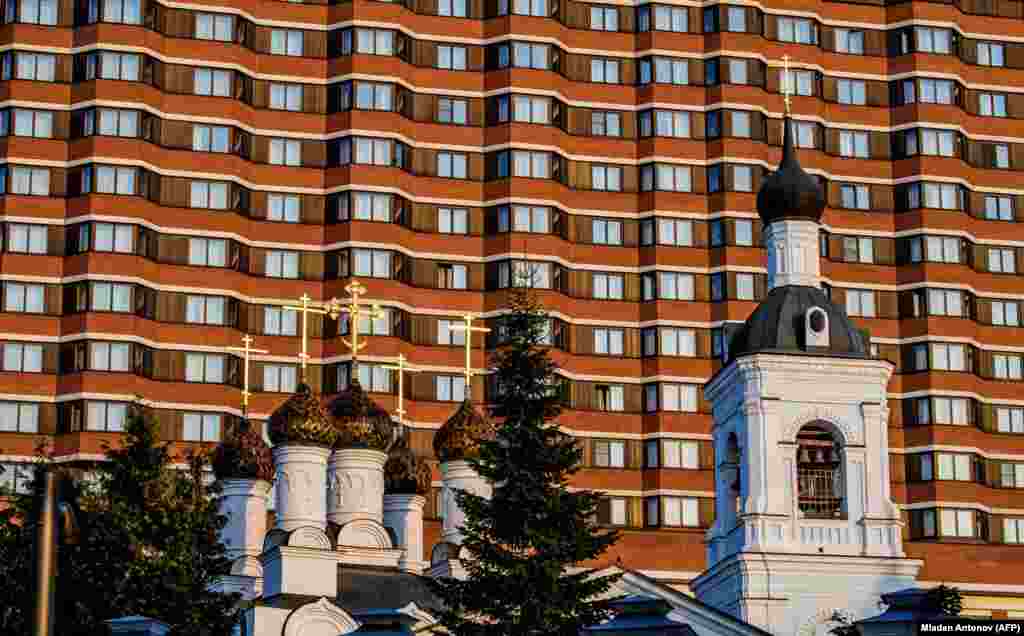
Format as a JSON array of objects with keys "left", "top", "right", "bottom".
[
  {"left": 446, "top": 313, "right": 491, "bottom": 389},
  {"left": 339, "top": 279, "right": 384, "bottom": 378},
  {"left": 382, "top": 353, "right": 420, "bottom": 427},
  {"left": 282, "top": 293, "right": 342, "bottom": 383},
  {"left": 782, "top": 54, "right": 793, "bottom": 116},
  {"left": 226, "top": 335, "right": 269, "bottom": 416}
]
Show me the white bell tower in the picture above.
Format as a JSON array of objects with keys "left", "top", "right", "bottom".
[{"left": 690, "top": 109, "right": 921, "bottom": 636}]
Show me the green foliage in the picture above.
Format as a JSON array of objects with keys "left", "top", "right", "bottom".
[
  {"left": 0, "top": 407, "right": 240, "bottom": 635},
  {"left": 426, "top": 287, "right": 622, "bottom": 635},
  {"left": 925, "top": 585, "right": 963, "bottom": 616}
]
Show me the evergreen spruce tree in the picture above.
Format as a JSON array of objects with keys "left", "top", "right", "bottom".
[
  {"left": 427, "top": 286, "right": 622, "bottom": 635},
  {"left": 0, "top": 407, "right": 240, "bottom": 635}
]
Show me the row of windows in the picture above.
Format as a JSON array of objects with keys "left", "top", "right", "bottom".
[
  {"left": 906, "top": 451, "right": 1024, "bottom": 488},
  {"left": 909, "top": 508, "right": 1024, "bottom": 544}
]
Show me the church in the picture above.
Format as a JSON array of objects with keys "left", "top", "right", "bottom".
[{"left": 125, "top": 111, "right": 932, "bottom": 636}]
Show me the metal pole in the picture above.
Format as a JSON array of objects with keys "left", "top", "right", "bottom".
[{"left": 33, "top": 467, "right": 57, "bottom": 636}]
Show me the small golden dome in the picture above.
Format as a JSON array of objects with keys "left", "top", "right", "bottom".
[
  {"left": 327, "top": 379, "right": 396, "bottom": 451},
  {"left": 267, "top": 383, "right": 337, "bottom": 447},
  {"left": 433, "top": 399, "right": 496, "bottom": 463},
  {"left": 212, "top": 421, "right": 274, "bottom": 481},
  {"left": 384, "top": 434, "right": 432, "bottom": 495}
]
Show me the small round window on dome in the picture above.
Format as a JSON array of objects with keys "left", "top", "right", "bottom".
[{"left": 808, "top": 308, "right": 826, "bottom": 334}]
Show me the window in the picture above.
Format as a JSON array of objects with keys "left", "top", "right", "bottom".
[
  {"left": 646, "top": 57, "right": 688, "bottom": 85},
  {"left": 837, "top": 79, "right": 866, "bottom": 106},
  {"left": 90, "top": 282, "right": 131, "bottom": 312},
  {"left": 511, "top": 151, "right": 550, "bottom": 178},
  {"left": 648, "top": 5, "right": 687, "bottom": 32},
  {"left": 931, "top": 397, "right": 970, "bottom": 426},
  {"left": 347, "top": 137, "right": 396, "bottom": 167},
  {"left": 781, "top": 69, "right": 814, "bottom": 96},
  {"left": 6, "top": 223, "right": 47, "bottom": 254},
  {"left": 438, "top": 319, "right": 467, "bottom": 346},
  {"left": 84, "top": 401, "right": 127, "bottom": 432},
  {"left": 592, "top": 165, "right": 622, "bottom": 192},
  {"left": 438, "top": 207, "right": 468, "bottom": 234},
  {"left": 263, "top": 365, "right": 298, "bottom": 393},
  {"left": 593, "top": 273, "right": 624, "bottom": 300},
  {"left": 352, "top": 28, "right": 395, "bottom": 55},
  {"left": 498, "top": 261, "right": 551, "bottom": 288},
  {"left": 190, "top": 181, "right": 229, "bottom": 209},
  {"left": 596, "top": 385, "right": 625, "bottom": 412},
  {"left": 657, "top": 219, "right": 693, "bottom": 246},
  {"left": 1005, "top": 518, "right": 1024, "bottom": 544},
  {"left": 908, "top": 79, "right": 954, "bottom": 105},
  {"left": 841, "top": 236, "right": 874, "bottom": 263},
  {"left": 927, "top": 289, "right": 963, "bottom": 316},
  {"left": 915, "top": 27, "right": 951, "bottom": 54},
  {"left": 352, "top": 249, "right": 392, "bottom": 279},
  {"left": 88, "top": 108, "right": 138, "bottom": 137},
  {"left": 591, "top": 111, "right": 621, "bottom": 137},
  {"left": 908, "top": 184, "right": 962, "bottom": 212},
  {"left": 512, "top": 96, "right": 549, "bottom": 124},
  {"left": 266, "top": 250, "right": 299, "bottom": 279},
  {"left": 648, "top": 383, "right": 697, "bottom": 412},
  {"left": 935, "top": 454, "right": 973, "bottom": 481},
  {"left": 188, "top": 238, "right": 228, "bottom": 267},
  {"left": 438, "top": 45, "right": 468, "bottom": 70},
  {"left": 185, "top": 353, "right": 225, "bottom": 383},
  {"left": 436, "top": 375, "right": 467, "bottom": 402},
  {"left": 994, "top": 354, "right": 1024, "bottom": 380},
  {"left": 835, "top": 28, "right": 864, "bottom": 54},
  {"left": 841, "top": 184, "right": 870, "bottom": 210},
  {"left": 12, "top": 109, "right": 52, "bottom": 138},
  {"left": 1000, "top": 463, "right": 1024, "bottom": 488},
  {"left": 435, "top": 0, "right": 467, "bottom": 16},
  {"left": 437, "top": 263, "right": 468, "bottom": 289},
  {"left": 339, "top": 308, "right": 391, "bottom": 337},
  {"left": 438, "top": 152, "right": 468, "bottom": 178},
  {"left": 992, "top": 301, "right": 1020, "bottom": 327},
  {"left": 643, "top": 110, "right": 690, "bottom": 138},
  {"left": 194, "top": 68, "right": 232, "bottom": 97},
  {"left": 651, "top": 327, "right": 695, "bottom": 357},
  {"left": 15, "top": 0, "right": 58, "bottom": 24},
  {"left": 594, "top": 328, "right": 624, "bottom": 355},
  {"left": 845, "top": 290, "right": 876, "bottom": 317},
  {"left": 186, "top": 296, "right": 226, "bottom": 325},
  {"left": 729, "top": 111, "right": 751, "bottom": 138},
  {"left": 733, "top": 166, "right": 753, "bottom": 193},
  {"left": 726, "top": 6, "right": 745, "bottom": 31},
  {"left": 511, "top": 42, "right": 547, "bottom": 69},
  {"left": 90, "top": 342, "right": 130, "bottom": 372},
  {"left": 2, "top": 343, "right": 42, "bottom": 372},
  {"left": 195, "top": 13, "right": 234, "bottom": 41},
  {"left": 590, "top": 58, "right": 620, "bottom": 84},
  {"left": 0, "top": 402, "right": 39, "bottom": 433},
  {"left": 988, "top": 248, "right": 1016, "bottom": 274},
  {"left": 183, "top": 413, "right": 221, "bottom": 442},
  {"left": 606, "top": 497, "right": 627, "bottom": 525},
  {"left": 82, "top": 165, "right": 137, "bottom": 195},
  {"left": 978, "top": 42, "right": 1005, "bottom": 67},
  {"left": 729, "top": 59, "right": 747, "bottom": 85},
  {"left": 192, "top": 125, "right": 230, "bottom": 153},
  {"left": 980, "top": 93, "right": 1007, "bottom": 118},
  {"left": 268, "top": 194, "right": 300, "bottom": 223},
  {"left": 993, "top": 144, "right": 1010, "bottom": 169},
  {"left": 436, "top": 97, "right": 468, "bottom": 124},
  {"left": 735, "top": 273, "right": 754, "bottom": 300},
  {"left": 512, "top": 0, "right": 547, "bottom": 15},
  {"left": 646, "top": 439, "right": 699, "bottom": 468},
  {"left": 647, "top": 164, "right": 691, "bottom": 192},
  {"left": 592, "top": 219, "right": 622, "bottom": 245},
  {"left": 16, "top": 52, "right": 55, "bottom": 81},
  {"left": 264, "top": 306, "right": 298, "bottom": 336},
  {"left": 3, "top": 282, "right": 44, "bottom": 313},
  {"left": 648, "top": 496, "right": 699, "bottom": 527},
  {"left": 997, "top": 407, "right": 1024, "bottom": 433},
  {"left": 932, "top": 343, "right": 967, "bottom": 371},
  {"left": 777, "top": 17, "right": 816, "bottom": 44},
  {"left": 658, "top": 272, "right": 695, "bottom": 300},
  {"left": 499, "top": 205, "right": 550, "bottom": 233},
  {"left": 839, "top": 131, "right": 869, "bottom": 158},
  {"left": 271, "top": 29, "right": 304, "bottom": 56},
  {"left": 11, "top": 167, "right": 50, "bottom": 195},
  {"left": 269, "top": 139, "right": 302, "bottom": 166},
  {"left": 591, "top": 6, "right": 618, "bottom": 30},
  {"left": 270, "top": 84, "right": 302, "bottom": 111},
  {"left": 593, "top": 440, "right": 625, "bottom": 467}
]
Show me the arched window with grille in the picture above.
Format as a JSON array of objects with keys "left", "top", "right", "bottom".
[{"left": 796, "top": 422, "right": 844, "bottom": 518}]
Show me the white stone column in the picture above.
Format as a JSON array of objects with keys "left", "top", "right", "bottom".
[
  {"left": 327, "top": 448, "right": 388, "bottom": 526},
  {"left": 384, "top": 493, "right": 427, "bottom": 573},
  {"left": 219, "top": 478, "right": 272, "bottom": 575},
  {"left": 273, "top": 445, "right": 330, "bottom": 531},
  {"left": 764, "top": 219, "right": 821, "bottom": 289},
  {"left": 441, "top": 459, "right": 491, "bottom": 545}
]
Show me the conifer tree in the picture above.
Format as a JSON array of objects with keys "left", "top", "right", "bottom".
[
  {"left": 0, "top": 407, "right": 239, "bottom": 635},
  {"left": 427, "top": 286, "right": 622, "bottom": 635}
]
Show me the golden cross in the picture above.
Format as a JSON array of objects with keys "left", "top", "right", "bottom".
[
  {"left": 226, "top": 335, "right": 268, "bottom": 416},
  {"left": 447, "top": 313, "right": 491, "bottom": 387},
  {"left": 340, "top": 279, "right": 383, "bottom": 377},
  {"left": 782, "top": 54, "right": 792, "bottom": 115},
  {"left": 382, "top": 354, "right": 420, "bottom": 424},
  {"left": 282, "top": 293, "right": 342, "bottom": 382}
]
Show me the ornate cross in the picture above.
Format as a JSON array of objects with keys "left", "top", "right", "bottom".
[
  {"left": 447, "top": 313, "right": 491, "bottom": 387},
  {"left": 382, "top": 354, "right": 420, "bottom": 434},
  {"left": 226, "top": 335, "right": 268, "bottom": 416},
  {"left": 782, "top": 54, "right": 792, "bottom": 115},
  {"left": 339, "top": 280, "right": 383, "bottom": 377},
  {"left": 282, "top": 294, "right": 342, "bottom": 382}
]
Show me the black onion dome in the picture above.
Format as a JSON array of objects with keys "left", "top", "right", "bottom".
[
  {"left": 433, "top": 399, "right": 496, "bottom": 463},
  {"left": 729, "top": 285, "right": 869, "bottom": 359},
  {"left": 212, "top": 421, "right": 274, "bottom": 482},
  {"left": 756, "top": 116, "right": 826, "bottom": 225},
  {"left": 267, "top": 383, "right": 337, "bottom": 447},
  {"left": 327, "top": 379, "right": 395, "bottom": 451},
  {"left": 384, "top": 433, "right": 432, "bottom": 495}
]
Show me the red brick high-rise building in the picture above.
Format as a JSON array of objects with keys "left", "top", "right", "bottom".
[{"left": 0, "top": 0, "right": 1021, "bottom": 617}]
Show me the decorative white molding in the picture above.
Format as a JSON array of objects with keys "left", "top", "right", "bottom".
[
  {"left": 782, "top": 406, "right": 860, "bottom": 447},
  {"left": 282, "top": 598, "right": 360, "bottom": 636},
  {"left": 335, "top": 519, "right": 394, "bottom": 550},
  {"left": 287, "top": 526, "right": 332, "bottom": 551}
]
